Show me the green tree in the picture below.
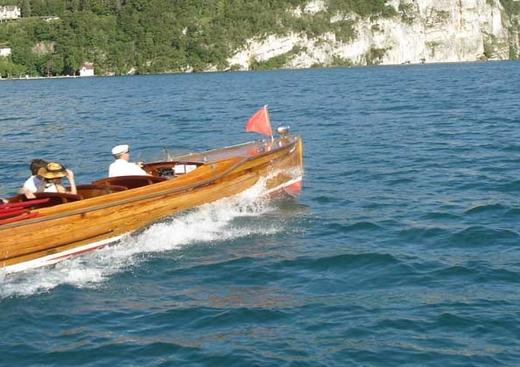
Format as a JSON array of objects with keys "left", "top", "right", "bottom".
[
  {"left": 20, "top": 0, "right": 31, "bottom": 17},
  {"left": 0, "top": 0, "right": 516, "bottom": 78}
]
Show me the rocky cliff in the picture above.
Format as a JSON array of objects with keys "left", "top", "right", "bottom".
[{"left": 227, "top": 0, "right": 520, "bottom": 70}]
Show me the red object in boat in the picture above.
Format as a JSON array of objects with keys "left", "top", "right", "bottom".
[
  {"left": 0, "top": 198, "right": 50, "bottom": 210},
  {"left": 0, "top": 199, "right": 48, "bottom": 224},
  {"left": 0, "top": 208, "right": 27, "bottom": 219},
  {"left": 0, "top": 211, "right": 39, "bottom": 225}
]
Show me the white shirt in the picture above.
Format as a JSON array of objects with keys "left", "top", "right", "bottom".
[
  {"left": 43, "top": 183, "right": 59, "bottom": 193},
  {"left": 23, "top": 175, "right": 44, "bottom": 193},
  {"left": 109, "top": 159, "right": 148, "bottom": 177}
]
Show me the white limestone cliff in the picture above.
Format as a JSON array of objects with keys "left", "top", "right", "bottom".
[{"left": 227, "top": 0, "right": 518, "bottom": 70}]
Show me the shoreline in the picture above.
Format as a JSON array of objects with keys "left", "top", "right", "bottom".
[
  {"left": 0, "top": 74, "right": 84, "bottom": 81},
  {"left": 0, "top": 59, "right": 510, "bottom": 82}
]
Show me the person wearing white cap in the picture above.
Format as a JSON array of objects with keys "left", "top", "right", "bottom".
[{"left": 108, "top": 144, "right": 149, "bottom": 177}]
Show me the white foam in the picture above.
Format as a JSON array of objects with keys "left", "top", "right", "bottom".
[{"left": 0, "top": 180, "right": 280, "bottom": 298}]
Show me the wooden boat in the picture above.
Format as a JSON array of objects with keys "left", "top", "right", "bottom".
[{"left": 0, "top": 131, "right": 303, "bottom": 274}]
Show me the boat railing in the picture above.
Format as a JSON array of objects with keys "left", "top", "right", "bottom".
[{"left": 170, "top": 136, "right": 297, "bottom": 162}]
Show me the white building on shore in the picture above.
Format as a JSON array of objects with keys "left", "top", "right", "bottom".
[
  {"left": 0, "top": 6, "right": 20, "bottom": 21},
  {"left": 0, "top": 47, "right": 11, "bottom": 57},
  {"left": 79, "top": 62, "right": 95, "bottom": 77}
]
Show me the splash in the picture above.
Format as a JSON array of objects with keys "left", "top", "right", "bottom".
[{"left": 0, "top": 180, "right": 280, "bottom": 298}]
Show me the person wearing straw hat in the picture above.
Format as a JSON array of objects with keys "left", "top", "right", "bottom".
[
  {"left": 108, "top": 144, "right": 149, "bottom": 177},
  {"left": 37, "top": 162, "right": 77, "bottom": 195}
]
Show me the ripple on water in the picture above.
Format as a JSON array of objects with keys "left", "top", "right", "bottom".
[
  {"left": 312, "top": 195, "right": 339, "bottom": 204},
  {"left": 322, "top": 220, "right": 384, "bottom": 235},
  {"left": 447, "top": 226, "right": 519, "bottom": 247},
  {"left": 398, "top": 226, "right": 451, "bottom": 243},
  {"left": 421, "top": 211, "right": 462, "bottom": 221},
  {"left": 464, "top": 203, "right": 508, "bottom": 215},
  {"left": 276, "top": 252, "right": 403, "bottom": 273},
  {"left": 504, "top": 207, "right": 520, "bottom": 218},
  {"left": 497, "top": 180, "right": 520, "bottom": 192},
  {"left": 344, "top": 221, "right": 384, "bottom": 232}
]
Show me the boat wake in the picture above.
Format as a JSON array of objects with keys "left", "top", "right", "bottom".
[{"left": 0, "top": 180, "right": 283, "bottom": 298}]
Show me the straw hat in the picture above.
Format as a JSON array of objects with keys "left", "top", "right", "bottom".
[{"left": 38, "top": 162, "right": 67, "bottom": 179}]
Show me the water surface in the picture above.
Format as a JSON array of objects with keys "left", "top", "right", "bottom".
[{"left": 1, "top": 62, "right": 520, "bottom": 366}]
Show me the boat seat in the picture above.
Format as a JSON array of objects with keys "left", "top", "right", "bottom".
[
  {"left": 91, "top": 175, "right": 167, "bottom": 189},
  {"left": 14, "top": 193, "right": 83, "bottom": 209},
  {"left": 72, "top": 184, "right": 128, "bottom": 199}
]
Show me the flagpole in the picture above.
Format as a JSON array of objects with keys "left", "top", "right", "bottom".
[{"left": 264, "top": 105, "right": 273, "bottom": 142}]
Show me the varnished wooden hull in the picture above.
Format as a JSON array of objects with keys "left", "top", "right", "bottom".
[{"left": 0, "top": 136, "right": 303, "bottom": 273}]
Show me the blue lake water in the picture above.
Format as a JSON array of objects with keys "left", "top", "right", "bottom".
[{"left": 1, "top": 61, "right": 520, "bottom": 366}]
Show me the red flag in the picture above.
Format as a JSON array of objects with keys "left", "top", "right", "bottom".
[{"left": 245, "top": 105, "right": 272, "bottom": 137}]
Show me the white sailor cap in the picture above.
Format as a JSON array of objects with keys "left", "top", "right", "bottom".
[{"left": 112, "top": 144, "right": 129, "bottom": 155}]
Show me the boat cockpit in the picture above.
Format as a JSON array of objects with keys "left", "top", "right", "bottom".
[{"left": 2, "top": 160, "right": 205, "bottom": 214}]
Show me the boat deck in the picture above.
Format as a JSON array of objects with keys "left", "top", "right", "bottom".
[{"left": 171, "top": 136, "right": 297, "bottom": 163}]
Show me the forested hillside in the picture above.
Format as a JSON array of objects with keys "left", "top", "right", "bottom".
[{"left": 0, "top": 0, "right": 518, "bottom": 77}]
